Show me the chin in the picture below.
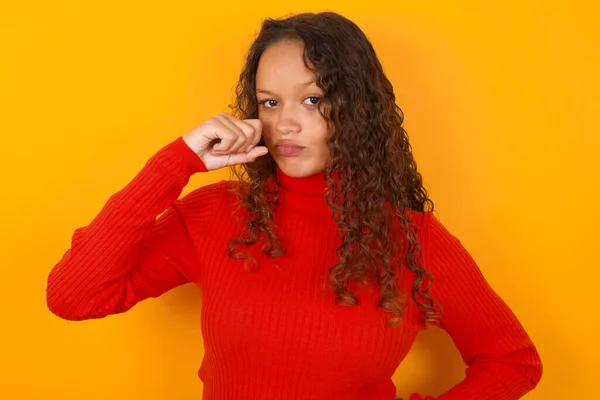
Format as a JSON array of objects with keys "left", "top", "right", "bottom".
[{"left": 276, "top": 159, "right": 324, "bottom": 178}]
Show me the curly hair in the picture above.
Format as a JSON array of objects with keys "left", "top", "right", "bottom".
[{"left": 227, "top": 11, "right": 440, "bottom": 327}]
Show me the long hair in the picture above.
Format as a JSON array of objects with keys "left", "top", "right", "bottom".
[{"left": 227, "top": 11, "right": 440, "bottom": 327}]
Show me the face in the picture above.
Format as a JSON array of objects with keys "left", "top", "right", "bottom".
[{"left": 255, "top": 39, "right": 331, "bottom": 178}]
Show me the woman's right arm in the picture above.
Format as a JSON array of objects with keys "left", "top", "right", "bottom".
[
  {"left": 47, "top": 113, "right": 268, "bottom": 321},
  {"left": 47, "top": 137, "right": 219, "bottom": 320}
]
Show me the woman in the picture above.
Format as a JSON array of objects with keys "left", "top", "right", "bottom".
[{"left": 46, "top": 11, "right": 542, "bottom": 400}]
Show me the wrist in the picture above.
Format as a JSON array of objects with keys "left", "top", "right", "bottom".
[{"left": 182, "top": 133, "right": 204, "bottom": 156}]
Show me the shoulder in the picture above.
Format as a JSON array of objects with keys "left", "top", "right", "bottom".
[
  {"left": 403, "top": 210, "right": 462, "bottom": 249},
  {"left": 419, "top": 212, "right": 467, "bottom": 258},
  {"left": 403, "top": 209, "right": 435, "bottom": 243},
  {"left": 413, "top": 212, "right": 485, "bottom": 292},
  {"left": 182, "top": 179, "right": 246, "bottom": 200},
  {"left": 404, "top": 210, "right": 472, "bottom": 270},
  {"left": 173, "top": 179, "right": 242, "bottom": 218}
]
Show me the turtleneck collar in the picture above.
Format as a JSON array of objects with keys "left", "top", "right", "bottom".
[
  {"left": 274, "top": 167, "right": 332, "bottom": 217},
  {"left": 276, "top": 168, "right": 329, "bottom": 197}
]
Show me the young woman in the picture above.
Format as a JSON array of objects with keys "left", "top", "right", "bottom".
[{"left": 46, "top": 11, "right": 542, "bottom": 400}]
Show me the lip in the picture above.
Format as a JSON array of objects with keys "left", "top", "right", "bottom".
[{"left": 274, "top": 140, "right": 305, "bottom": 157}]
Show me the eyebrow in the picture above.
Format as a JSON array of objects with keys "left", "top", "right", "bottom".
[{"left": 256, "top": 78, "right": 317, "bottom": 95}]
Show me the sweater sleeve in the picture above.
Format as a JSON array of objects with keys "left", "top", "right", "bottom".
[
  {"left": 46, "top": 136, "right": 224, "bottom": 321},
  {"left": 414, "top": 212, "right": 543, "bottom": 399}
]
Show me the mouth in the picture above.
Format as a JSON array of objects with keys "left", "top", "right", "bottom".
[{"left": 274, "top": 140, "right": 305, "bottom": 157}]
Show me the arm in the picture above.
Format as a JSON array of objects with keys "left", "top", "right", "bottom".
[
  {"left": 410, "top": 213, "right": 542, "bottom": 399},
  {"left": 46, "top": 136, "right": 224, "bottom": 320}
]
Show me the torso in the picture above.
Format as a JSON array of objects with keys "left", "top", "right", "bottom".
[{"left": 187, "top": 184, "right": 428, "bottom": 399}]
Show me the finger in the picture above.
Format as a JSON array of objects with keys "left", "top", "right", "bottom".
[
  {"left": 218, "top": 113, "right": 255, "bottom": 153},
  {"left": 243, "top": 119, "right": 263, "bottom": 148},
  {"left": 225, "top": 146, "right": 269, "bottom": 165},
  {"left": 214, "top": 113, "right": 248, "bottom": 153},
  {"left": 246, "top": 145, "right": 268, "bottom": 159},
  {"left": 210, "top": 120, "right": 238, "bottom": 153},
  {"left": 224, "top": 115, "right": 261, "bottom": 151},
  {"left": 215, "top": 113, "right": 246, "bottom": 137}
]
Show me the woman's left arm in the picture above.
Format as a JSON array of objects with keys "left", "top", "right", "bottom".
[{"left": 413, "top": 213, "right": 543, "bottom": 399}]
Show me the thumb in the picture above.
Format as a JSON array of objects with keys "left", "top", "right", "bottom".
[{"left": 226, "top": 146, "right": 268, "bottom": 165}]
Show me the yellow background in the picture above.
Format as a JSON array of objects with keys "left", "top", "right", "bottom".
[{"left": 1, "top": 0, "right": 597, "bottom": 398}]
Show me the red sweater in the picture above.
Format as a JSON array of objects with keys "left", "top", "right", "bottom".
[{"left": 47, "top": 137, "right": 542, "bottom": 399}]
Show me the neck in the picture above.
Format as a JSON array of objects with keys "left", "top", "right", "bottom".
[{"left": 275, "top": 167, "right": 332, "bottom": 217}]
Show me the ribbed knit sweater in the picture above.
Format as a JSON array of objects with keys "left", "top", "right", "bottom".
[{"left": 46, "top": 136, "right": 542, "bottom": 399}]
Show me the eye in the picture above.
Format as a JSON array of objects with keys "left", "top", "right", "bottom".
[
  {"left": 258, "top": 99, "right": 278, "bottom": 109},
  {"left": 303, "top": 96, "right": 321, "bottom": 105}
]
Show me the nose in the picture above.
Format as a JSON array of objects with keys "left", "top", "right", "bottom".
[{"left": 275, "top": 104, "right": 301, "bottom": 135}]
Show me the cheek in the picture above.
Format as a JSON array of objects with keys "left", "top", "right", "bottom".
[
  {"left": 315, "top": 119, "right": 331, "bottom": 146},
  {"left": 258, "top": 115, "right": 276, "bottom": 144},
  {"left": 311, "top": 121, "right": 331, "bottom": 159},
  {"left": 305, "top": 109, "right": 328, "bottom": 134}
]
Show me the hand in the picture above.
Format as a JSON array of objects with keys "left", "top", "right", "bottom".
[{"left": 182, "top": 112, "right": 269, "bottom": 171}]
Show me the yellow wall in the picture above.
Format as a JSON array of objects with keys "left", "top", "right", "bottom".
[{"left": 1, "top": 1, "right": 597, "bottom": 398}]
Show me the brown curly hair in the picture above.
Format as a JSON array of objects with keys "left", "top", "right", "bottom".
[{"left": 227, "top": 11, "right": 440, "bottom": 327}]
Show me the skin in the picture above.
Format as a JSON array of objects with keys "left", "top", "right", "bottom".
[
  {"left": 255, "top": 39, "right": 331, "bottom": 178},
  {"left": 184, "top": 39, "right": 330, "bottom": 176}
]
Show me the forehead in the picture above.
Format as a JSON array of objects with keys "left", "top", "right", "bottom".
[{"left": 256, "top": 40, "right": 316, "bottom": 88}]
